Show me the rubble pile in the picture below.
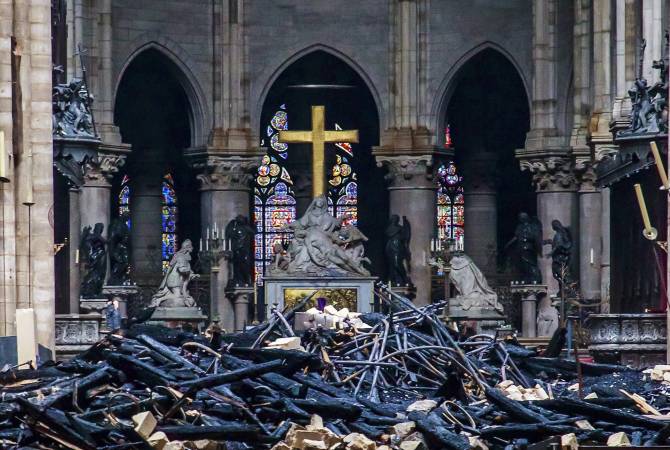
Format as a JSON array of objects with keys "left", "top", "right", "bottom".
[{"left": 1, "top": 290, "right": 670, "bottom": 449}]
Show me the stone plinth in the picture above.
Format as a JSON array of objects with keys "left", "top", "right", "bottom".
[
  {"left": 263, "top": 276, "right": 377, "bottom": 317},
  {"left": 446, "top": 304, "right": 506, "bottom": 336},
  {"left": 79, "top": 298, "right": 107, "bottom": 315},
  {"left": 149, "top": 307, "right": 208, "bottom": 331},
  {"left": 588, "top": 313, "right": 666, "bottom": 368},
  {"left": 225, "top": 286, "right": 255, "bottom": 331},
  {"left": 55, "top": 314, "right": 102, "bottom": 360},
  {"left": 510, "top": 284, "right": 548, "bottom": 338}
]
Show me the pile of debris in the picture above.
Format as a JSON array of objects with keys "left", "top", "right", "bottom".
[{"left": 1, "top": 290, "right": 670, "bottom": 449}]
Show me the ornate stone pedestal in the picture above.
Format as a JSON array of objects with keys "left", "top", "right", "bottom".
[
  {"left": 55, "top": 314, "right": 102, "bottom": 360},
  {"left": 226, "top": 286, "right": 254, "bottom": 331},
  {"left": 263, "top": 276, "right": 377, "bottom": 317},
  {"left": 79, "top": 298, "right": 107, "bottom": 315},
  {"left": 447, "top": 304, "right": 506, "bottom": 336},
  {"left": 588, "top": 313, "right": 667, "bottom": 368},
  {"left": 510, "top": 284, "right": 548, "bottom": 338},
  {"left": 149, "top": 307, "right": 208, "bottom": 331},
  {"left": 102, "top": 285, "right": 139, "bottom": 318}
]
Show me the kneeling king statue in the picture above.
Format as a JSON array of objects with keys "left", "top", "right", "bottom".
[{"left": 150, "top": 239, "right": 199, "bottom": 307}]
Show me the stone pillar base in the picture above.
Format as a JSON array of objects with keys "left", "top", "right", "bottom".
[
  {"left": 510, "top": 284, "right": 548, "bottom": 338},
  {"left": 226, "top": 286, "right": 254, "bottom": 331}
]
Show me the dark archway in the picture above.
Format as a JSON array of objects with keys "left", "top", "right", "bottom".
[
  {"left": 113, "top": 49, "right": 200, "bottom": 298},
  {"left": 439, "top": 49, "right": 532, "bottom": 306},
  {"left": 257, "top": 50, "right": 386, "bottom": 277}
]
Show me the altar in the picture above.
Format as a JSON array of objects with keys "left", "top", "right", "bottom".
[{"left": 263, "top": 275, "right": 376, "bottom": 316}]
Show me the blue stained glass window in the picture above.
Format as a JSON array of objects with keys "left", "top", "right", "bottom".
[
  {"left": 436, "top": 162, "right": 464, "bottom": 248},
  {"left": 328, "top": 126, "right": 358, "bottom": 227},
  {"left": 161, "top": 174, "right": 178, "bottom": 273},
  {"left": 118, "top": 175, "right": 131, "bottom": 228},
  {"left": 254, "top": 105, "right": 297, "bottom": 285}
]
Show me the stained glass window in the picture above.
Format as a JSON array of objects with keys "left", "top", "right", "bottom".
[
  {"left": 118, "top": 175, "right": 131, "bottom": 228},
  {"left": 436, "top": 162, "right": 464, "bottom": 248},
  {"left": 328, "top": 124, "right": 358, "bottom": 227},
  {"left": 254, "top": 105, "right": 297, "bottom": 285},
  {"left": 162, "top": 174, "right": 178, "bottom": 273}
]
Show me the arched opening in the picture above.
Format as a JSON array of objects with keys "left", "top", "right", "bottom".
[
  {"left": 113, "top": 48, "right": 200, "bottom": 300},
  {"left": 255, "top": 50, "right": 384, "bottom": 284},
  {"left": 436, "top": 48, "right": 532, "bottom": 303}
]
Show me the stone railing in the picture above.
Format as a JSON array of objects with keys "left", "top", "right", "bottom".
[{"left": 587, "top": 313, "right": 666, "bottom": 368}]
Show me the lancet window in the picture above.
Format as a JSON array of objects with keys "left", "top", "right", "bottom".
[{"left": 436, "top": 162, "right": 464, "bottom": 248}]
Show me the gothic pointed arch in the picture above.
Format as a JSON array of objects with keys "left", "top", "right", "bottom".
[
  {"left": 114, "top": 40, "right": 209, "bottom": 147},
  {"left": 254, "top": 44, "right": 385, "bottom": 135},
  {"left": 431, "top": 42, "right": 531, "bottom": 146}
]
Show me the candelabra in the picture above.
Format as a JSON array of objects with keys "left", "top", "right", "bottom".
[
  {"left": 428, "top": 237, "right": 458, "bottom": 275},
  {"left": 198, "top": 225, "right": 232, "bottom": 273}
]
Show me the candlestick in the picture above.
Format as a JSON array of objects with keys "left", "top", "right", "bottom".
[
  {"left": 634, "top": 183, "right": 658, "bottom": 240},
  {"left": 650, "top": 141, "right": 670, "bottom": 189},
  {"left": 206, "top": 227, "right": 210, "bottom": 240},
  {"left": 0, "top": 130, "right": 8, "bottom": 183},
  {"left": 75, "top": 249, "right": 79, "bottom": 264},
  {"left": 199, "top": 238, "right": 203, "bottom": 252}
]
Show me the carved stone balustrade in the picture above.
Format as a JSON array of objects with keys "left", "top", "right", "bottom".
[{"left": 587, "top": 313, "right": 666, "bottom": 368}]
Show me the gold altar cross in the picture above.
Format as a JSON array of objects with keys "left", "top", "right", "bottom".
[{"left": 278, "top": 105, "right": 359, "bottom": 197}]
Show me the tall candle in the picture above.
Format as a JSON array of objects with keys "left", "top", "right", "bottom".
[
  {"left": 649, "top": 141, "right": 670, "bottom": 189},
  {"left": 0, "top": 130, "right": 8, "bottom": 183}
]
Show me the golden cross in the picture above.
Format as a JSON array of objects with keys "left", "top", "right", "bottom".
[{"left": 278, "top": 105, "right": 358, "bottom": 197}]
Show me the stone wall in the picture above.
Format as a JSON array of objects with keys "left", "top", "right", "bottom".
[{"left": 0, "top": 0, "right": 55, "bottom": 350}]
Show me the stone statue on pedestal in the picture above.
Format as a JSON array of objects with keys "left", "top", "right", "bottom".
[
  {"left": 108, "top": 214, "right": 131, "bottom": 286},
  {"left": 80, "top": 223, "right": 107, "bottom": 298},
  {"left": 544, "top": 219, "right": 573, "bottom": 289},
  {"left": 449, "top": 252, "right": 503, "bottom": 314},
  {"left": 150, "top": 239, "right": 198, "bottom": 307},
  {"left": 385, "top": 215, "right": 411, "bottom": 286},
  {"left": 503, "top": 212, "right": 542, "bottom": 284},
  {"left": 225, "top": 215, "right": 255, "bottom": 286},
  {"left": 272, "top": 195, "right": 370, "bottom": 277}
]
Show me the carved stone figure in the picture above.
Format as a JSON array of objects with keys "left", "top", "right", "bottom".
[
  {"left": 108, "top": 214, "right": 131, "bottom": 286},
  {"left": 150, "top": 239, "right": 199, "bottom": 307},
  {"left": 52, "top": 78, "right": 97, "bottom": 139},
  {"left": 273, "top": 195, "right": 370, "bottom": 277},
  {"left": 544, "top": 219, "right": 573, "bottom": 289},
  {"left": 536, "top": 292, "right": 559, "bottom": 337},
  {"left": 503, "top": 212, "right": 542, "bottom": 284},
  {"left": 271, "top": 242, "right": 291, "bottom": 271},
  {"left": 225, "top": 215, "right": 255, "bottom": 286},
  {"left": 80, "top": 223, "right": 107, "bottom": 298},
  {"left": 385, "top": 215, "right": 411, "bottom": 286},
  {"left": 619, "top": 36, "right": 669, "bottom": 136},
  {"left": 449, "top": 251, "right": 503, "bottom": 313}
]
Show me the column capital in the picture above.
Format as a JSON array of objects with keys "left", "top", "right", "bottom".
[
  {"left": 518, "top": 155, "right": 578, "bottom": 192},
  {"left": 375, "top": 154, "right": 434, "bottom": 188},
  {"left": 82, "top": 152, "right": 127, "bottom": 187},
  {"left": 191, "top": 155, "right": 258, "bottom": 191}
]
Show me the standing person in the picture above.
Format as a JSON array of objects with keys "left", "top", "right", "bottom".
[{"left": 105, "top": 298, "right": 122, "bottom": 334}]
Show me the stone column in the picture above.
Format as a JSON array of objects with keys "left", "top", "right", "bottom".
[
  {"left": 600, "top": 187, "right": 611, "bottom": 312},
  {"left": 79, "top": 153, "right": 126, "bottom": 283},
  {"left": 520, "top": 157, "right": 579, "bottom": 297},
  {"left": 192, "top": 156, "right": 256, "bottom": 331},
  {"left": 68, "top": 188, "right": 81, "bottom": 311},
  {"left": 130, "top": 170, "right": 163, "bottom": 285},
  {"left": 577, "top": 168, "right": 602, "bottom": 300},
  {"left": 462, "top": 159, "right": 497, "bottom": 277},
  {"left": 377, "top": 155, "right": 435, "bottom": 306}
]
